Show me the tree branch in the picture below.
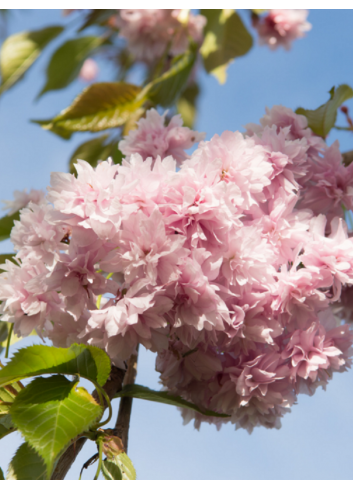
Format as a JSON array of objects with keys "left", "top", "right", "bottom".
[
  {"left": 114, "top": 346, "right": 139, "bottom": 453},
  {"left": 51, "top": 365, "right": 126, "bottom": 480}
]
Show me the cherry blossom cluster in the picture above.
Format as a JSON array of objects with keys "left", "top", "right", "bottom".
[
  {"left": 1, "top": 106, "right": 353, "bottom": 432},
  {"left": 115, "top": 9, "right": 206, "bottom": 63},
  {"left": 254, "top": 9, "right": 311, "bottom": 50}
]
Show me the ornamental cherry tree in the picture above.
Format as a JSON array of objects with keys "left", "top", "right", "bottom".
[{"left": 0, "top": 8, "right": 353, "bottom": 480}]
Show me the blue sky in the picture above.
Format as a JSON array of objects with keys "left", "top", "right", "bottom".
[{"left": 1, "top": 9, "right": 353, "bottom": 480}]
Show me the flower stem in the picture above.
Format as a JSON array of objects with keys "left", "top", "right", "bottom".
[{"left": 5, "top": 323, "right": 13, "bottom": 359}]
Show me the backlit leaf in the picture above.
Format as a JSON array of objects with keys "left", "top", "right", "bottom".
[
  {"left": 10, "top": 375, "right": 102, "bottom": 478},
  {"left": 296, "top": 84, "right": 353, "bottom": 137},
  {"left": 32, "top": 82, "right": 144, "bottom": 137},
  {"left": 0, "top": 26, "right": 63, "bottom": 94},
  {"left": 145, "top": 44, "right": 197, "bottom": 107},
  {"left": 101, "top": 460, "right": 123, "bottom": 480},
  {"left": 200, "top": 9, "right": 253, "bottom": 83},
  {"left": 38, "top": 36, "right": 105, "bottom": 97},
  {"left": 0, "top": 343, "right": 111, "bottom": 387}
]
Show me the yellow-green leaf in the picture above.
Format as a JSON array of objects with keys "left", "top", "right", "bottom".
[
  {"left": 200, "top": 9, "right": 253, "bottom": 84},
  {"left": 296, "top": 84, "right": 353, "bottom": 138},
  {"left": 0, "top": 343, "right": 111, "bottom": 387},
  {"left": 32, "top": 82, "right": 144, "bottom": 137},
  {"left": 0, "top": 26, "right": 63, "bottom": 94}
]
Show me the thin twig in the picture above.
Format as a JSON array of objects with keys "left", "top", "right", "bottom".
[
  {"left": 115, "top": 345, "right": 139, "bottom": 453},
  {"left": 51, "top": 365, "right": 126, "bottom": 480}
]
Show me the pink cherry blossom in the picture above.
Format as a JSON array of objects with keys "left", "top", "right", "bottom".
[
  {"left": 115, "top": 9, "right": 206, "bottom": 63},
  {"left": 79, "top": 58, "right": 99, "bottom": 82},
  {"left": 119, "top": 109, "right": 205, "bottom": 166},
  {"left": 2, "top": 188, "right": 46, "bottom": 216},
  {"left": 254, "top": 9, "right": 311, "bottom": 50},
  {"left": 2, "top": 105, "right": 353, "bottom": 434}
]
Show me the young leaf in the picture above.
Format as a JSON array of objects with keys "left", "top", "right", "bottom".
[
  {"left": 10, "top": 375, "right": 103, "bottom": 478},
  {"left": 115, "top": 384, "right": 229, "bottom": 418},
  {"left": 32, "top": 82, "right": 144, "bottom": 136},
  {"left": 38, "top": 36, "right": 105, "bottom": 97},
  {"left": 0, "top": 211, "right": 20, "bottom": 242},
  {"left": 68, "top": 135, "right": 122, "bottom": 174},
  {"left": 200, "top": 9, "right": 253, "bottom": 83},
  {"left": 0, "top": 26, "right": 63, "bottom": 94},
  {"left": 113, "top": 453, "right": 136, "bottom": 480},
  {"left": 296, "top": 84, "right": 353, "bottom": 137},
  {"left": 0, "top": 343, "right": 111, "bottom": 387},
  {"left": 145, "top": 44, "right": 197, "bottom": 107},
  {"left": 101, "top": 459, "right": 123, "bottom": 480},
  {"left": 7, "top": 442, "right": 48, "bottom": 480}
]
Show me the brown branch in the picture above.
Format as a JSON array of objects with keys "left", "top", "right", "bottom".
[
  {"left": 342, "top": 150, "right": 353, "bottom": 167},
  {"left": 114, "top": 346, "right": 139, "bottom": 453},
  {"left": 51, "top": 365, "right": 126, "bottom": 480}
]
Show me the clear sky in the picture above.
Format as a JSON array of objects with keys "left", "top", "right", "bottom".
[{"left": 1, "top": 9, "right": 353, "bottom": 480}]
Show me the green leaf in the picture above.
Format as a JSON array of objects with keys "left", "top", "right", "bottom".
[
  {"left": 101, "top": 460, "right": 123, "bottom": 480},
  {"left": 68, "top": 135, "right": 122, "bottom": 174},
  {"left": 78, "top": 9, "right": 117, "bottom": 32},
  {"left": 0, "top": 343, "right": 111, "bottom": 387},
  {"left": 177, "top": 82, "right": 200, "bottom": 129},
  {"left": 32, "top": 82, "right": 144, "bottom": 137},
  {"left": 115, "top": 384, "right": 229, "bottom": 418},
  {"left": 7, "top": 442, "right": 49, "bottom": 480},
  {"left": 145, "top": 44, "right": 197, "bottom": 107},
  {"left": 10, "top": 375, "right": 103, "bottom": 478},
  {"left": 0, "top": 467, "right": 4, "bottom": 480},
  {"left": 0, "top": 253, "right": 15, "bottom": 267},
  {"left": 296, "top": 84, "right": 353, "bottom": 137},
  {"left": 38, "top": 36, "right": 105, "bottom": 97},
  {"left": 0, "top": 26, "right": 63, "bottom": 94},
  {"left": 200, "top": 9, "right": 253, "bottom": 83},
  {"left": 0, "top": 413, "right": 15, "bottom": 439},
  {"left": 0, "top": 211, "right": 20, "bottom": 242}
]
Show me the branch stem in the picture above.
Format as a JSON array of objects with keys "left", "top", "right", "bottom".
[
  {"left": 50, "top": 365, "right": 126, "bottom": 480},
  {"left": 115, "top": 345, "right": 139, "bottom": 453}
]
